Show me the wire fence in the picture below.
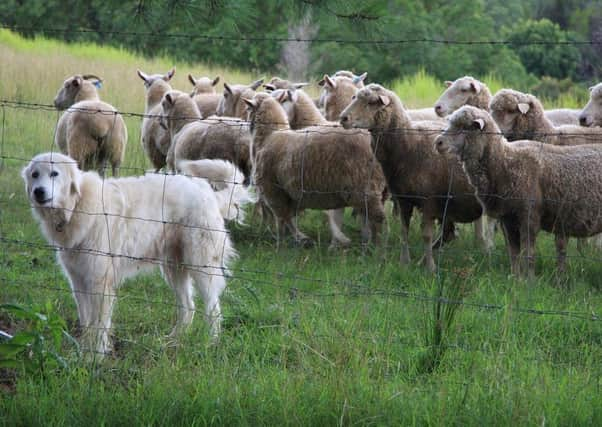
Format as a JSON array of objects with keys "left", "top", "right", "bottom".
[{"left": 1, "top": 30, "right": 602, "bottom": 362}]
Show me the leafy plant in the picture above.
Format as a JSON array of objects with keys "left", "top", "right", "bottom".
[{"left": 0, "top": 302, "right": 78, "bottom": 375}]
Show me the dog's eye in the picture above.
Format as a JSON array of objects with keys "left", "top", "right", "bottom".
[
  {"left": 32, "top": 171, "right": 39, "bottom": 179},
  {"left": 50, "top": 171, "right": 59, "bottom": 177}
]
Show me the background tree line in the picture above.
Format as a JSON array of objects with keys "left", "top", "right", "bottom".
[{"left": 1, "top": 0, "right": 601, "bottom": 96}]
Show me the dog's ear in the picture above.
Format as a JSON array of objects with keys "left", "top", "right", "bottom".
[{"left": 69, "top": 165, "right": 82, "bottom": 198}]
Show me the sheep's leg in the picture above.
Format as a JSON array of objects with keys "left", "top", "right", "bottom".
[
  {"left": 421, "top": 215, "right": 436, "bottom": 273},
  {"left": 432, "top": 220, "right": 455, "bottom": 249},
  {"left": 284, "top": 216, "right": 313, "bottom": 247},
  {"left": 398, "top": 201, "right": 413, "bottom": 264},
  {"left": 326, "top": 209, "right": 351, "bottom": 249},
  {"left": 519, "top": 222, "right": 538, "bottom": 280},
  {"left": 554, "top": 234, "right": 568, "bottom": 276},
  {"left": 500, "top": 217, "right": 521, "bottom": 276}
]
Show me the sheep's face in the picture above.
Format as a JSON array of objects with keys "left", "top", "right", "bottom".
[
  {"left": 489, "top": 90, "right": 532, "bottom": 136},
  {"left": 189, "top": 75, "right": 219, "bottom": 96},
  {"left": 54, "top": 76, "right": 84, "bottom": 110},
  {"left": 244, "top": 93, "right": 288, "bottom": 135},
  {"left": 22, "top": 152, "right": 81, "bottom": 230},
  {"left": 579, "top": 83, "right": 602, "bottom": 127},
  {"left": 339, "top": 85, "right": 390, "bottom": 130},
  {"left": 217, "top": 79, "right": 263, "bottom": 118},
  {"left": 160, "top": 91, "right": 193, "bottom": 132},
  {"left": 321, "top": 74, "right": 364, "bottom": 121},
  {"left": 435, "top": 106, "right": 489, "bottom": 161},
  {"left": 434, "top": 76, "right": 482, "bottom": 117}
]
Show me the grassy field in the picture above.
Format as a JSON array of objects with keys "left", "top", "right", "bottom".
[{"left": 1, "top": 30, "right": 602, "bottom": 425}]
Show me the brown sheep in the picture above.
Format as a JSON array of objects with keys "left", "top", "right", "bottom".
[
  {"left": 53, "top": 74, "right": 127, "bottom": 176},
  {"left": 490, "top": 89, "right": 602, "bottom": 146},
  {"left": 244, "top": 93, "right": 387, "bottom": 246},
  {"left": 160, "top": 90, "right": 251, "bottom": 183},
  {"left": 216, "top": 79, "right": 264, "bottom": 119},
  {"left": 339, "top": 84, "right": 484, "bottom": 271},
  {"left": 435, "top": 106, "right": 602, "bottom": 277},
  {"left": 188, "top": 74, "right": 222, "bottom": 118},
  {"left": 137, "top": 68, "right": 175, "bottom": 171}
]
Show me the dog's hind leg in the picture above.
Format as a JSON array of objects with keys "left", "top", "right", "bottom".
[
  {"left": 191, "top": 268, "right": 226, "bottom": 341},
  {"left": 162, "top": 267, "right": 196, "bottom": 338}
]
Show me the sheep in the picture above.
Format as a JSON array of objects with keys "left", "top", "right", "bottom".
[
  {"left": 263, "top": 77, "right": 308, "bottom": 92},
  {"left": 489, "top": 89, "right": 602, "bottom": 146},
  {"left": 434, "top": 105, "right": 602, "bottom": 277},
  {"left": 579, "top": 83, "right": 602, "bottom": 127},
  {"left": 216, "top": 78, "right": 264, "bottom": 119},
  {"left": 53, "top": 74, "right": 127, "bottom": 176},
  {"left": 544, "top": 108, "right": 581, "bottom": 126},
  {"left": 188, "top": 74, "right": 222, "bottom": 118},
  {"left": 320, "top": 74, "right": 366, "bottom": 121},
  {"left": 160, "top": 90, "right": 251, "bottom": 183},
  {"left": 137, "top": 68, "right": 175, "bottom": 171},
  {"left": 271, "top": 87, "right": 379, "bottom": 248},
  {"left": 339, "top": 84, "right": 484, "bottom": 271},
  {"left": 244, "top": 92, "right": 387, "bottom": 246},
  {"left": 434, "top": 76, "right": 492, "bottom": 118}
]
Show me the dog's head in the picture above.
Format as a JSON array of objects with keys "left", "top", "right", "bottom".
[{"left": 22, "top": 152, "right": 82, "bottom": 232}]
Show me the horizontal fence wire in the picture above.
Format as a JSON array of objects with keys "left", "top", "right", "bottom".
[{"left": 2, "top": 24, "right": 601, "bottom": 46}]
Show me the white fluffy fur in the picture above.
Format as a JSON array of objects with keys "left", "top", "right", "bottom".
[{"left": 22, "top": 152, "right": 238, "bottom": 355}]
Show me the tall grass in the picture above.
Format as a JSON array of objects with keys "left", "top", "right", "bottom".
[{"left": 1, "top": 31, "right": 601, "bottom": 425}]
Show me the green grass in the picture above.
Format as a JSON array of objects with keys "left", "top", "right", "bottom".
[{"left": 1, "top": 30, "right": 602, "bottom": 425}]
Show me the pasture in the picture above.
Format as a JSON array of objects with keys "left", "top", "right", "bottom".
[{"left": 1, "top": 30, "right": 601, "bottom": 425}]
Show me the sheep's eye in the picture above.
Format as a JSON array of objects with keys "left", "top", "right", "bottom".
[
  {"left": 50, "top": 171, "right": 59, "bottom": 177},
  {"left": 32, "top": 171, "right": 39, "bottom": 179}
]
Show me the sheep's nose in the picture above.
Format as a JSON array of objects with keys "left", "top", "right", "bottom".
[
  {"left": 340, "top": 115, "right": 349, "bottom": 123},
  {"left": 33, "top": 187, "right": 46, "bottom": 202},
  {"left": 579, "top": 115, "right": 588, "bottom": 126},
  {"left": 435, "top": 104, "right": 442, "bottom": 113}
]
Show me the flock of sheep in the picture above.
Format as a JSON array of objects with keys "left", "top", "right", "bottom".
[{"left": 51, "top": 69, "right": 602, "bottom": 279}]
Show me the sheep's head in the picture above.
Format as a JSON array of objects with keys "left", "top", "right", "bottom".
[
  {"left": 188, "top": 74, "right": 220, "bottom": 96},
  {"left": 264, "top": 77, "right": 308, "bottom": 92},
  {"left": 489, "top": 89, "right": 543, "bottom": 140},
  {"left": 242, "top": 92, "right": 289, "bottom": 136},
  {"left": 160, "top": 90, "right": 198, "bottom": 134},
  {"left": 435, "top": 106, "right": 498, "bottom": 162},
  {"left": 216, "top": 78, "right": 264, "bottom": 118},
  {"left": 434, "top": 76, "right": 488, "bottom": 117},
  {"left": 339, "top": 84, "right": 394, "bottom": 130},
  {"left": 137, "top": 68, "right": 175, "bottom": 90},
  {"left": 53, "top": 74, "right": 102, "bottom": 110},
  {"left": 579, "top": 83, "right": 602, "bottom": 127},
  {"left": 270, "top": 88, "right": 298, "bottom": 122},
  {"left": 320, "top": 74, "right": 367, "bottom": 122}
]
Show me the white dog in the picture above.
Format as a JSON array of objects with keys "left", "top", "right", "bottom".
[{"left": 22, "top": 152, "right": 252, "bottom": 355}]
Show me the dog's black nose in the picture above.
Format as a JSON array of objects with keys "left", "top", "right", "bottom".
[
  {"left": 579, "top": 115, "right": 588, "bottom": 126},
  {"left": 33, "top": 187, "right": 46, "bottom": 202}
]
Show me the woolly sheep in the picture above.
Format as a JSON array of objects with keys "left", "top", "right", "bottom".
[
  {"left": 188, "top": 74, "right": 222, "bottom": 118},
  {"left": 263, "top": 77, "right": 308, "bottom": 92},
  {"left": 160, "top": 90, "right": 251, "bottom": 183},
  {"left": 579, "top": 83, "right": 602, "bottom": 127},
  {"left": 216, "top": 78, "right": 264, "bottom": 119},
  {"left": 339, "top": 84, "right": 484, "bottom": 271},
  {"left": 435, "top": 106, "right": 602, "bottom": 277},
  {"left": 271, "top": 87, "right": 380, "bottom": 248},
  {"left": 137, "top": 68, "right": 175, "bottom": 171},
  {"left": 53, "top": 74, "right": 127, "bottom": 176},
  {"left": 434, "top": 76, "right": 492, "bottom": 117},
  {"left": 244, "top": 92, "right": 387, "bottom": 246},
  {"left": 490, "top": 89, "right": 602, "bottom": 146}
]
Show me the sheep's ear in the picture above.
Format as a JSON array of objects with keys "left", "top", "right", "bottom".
[
  {"left": 589, "top": 86, "right": 595, "bottom": 92},
  {"left": 264, "top": 83, "right": 276, "bottom": 92},
  {"left": 473, "top": 118, "right": 485, "bottom": 130},
  {"left": 136, "top": 70, "right": 149, "bottom": 83},
  {"left": 164, "top": 93, "right": 175, "bottom": 106},
  {"left": 73, "top": 77, "right": 82, "bottom": 87},
  {"left": 212, "top": 76, "right": 220, "bottom": 86},
  {"left": 292, "top": 82, "right": 309, "bottom": 89},
  {"left": 353, "top": 72, "right": 367, "bottom": 85},
  {"left": 445, "top": 80, "right": 453, "bottom": 87},
  {"left": 317, "top": 77, "right": 326, "bottom": 87},
  {"left": 517, "top": 103, "right": 530, "bottom": 114},
  {"left": 287, "top": 89, "right": 297, "bottom": 102},
  {"left": 378, "top": 95, "right": 391, "bottom": 106},
  {"left": 324, "top": 75, "right": 336, "bottom": 89},
  {"left": 250, "top": 79, "right": 264, "bottom": 91},
  {"left": 469, "top": 81, "right": 481, "bottom": 93},
  {"left": 242, "top": 97, "right": 256, "bottom": 110},
  {"left": 164, "top": 68, "right": 176, "bottom": 81},
  {"left": 224, "top": 82, "right": 233, "bottom": 94},
  {"left": 188, "top": 74, "right": 196, "bottom": 86}
]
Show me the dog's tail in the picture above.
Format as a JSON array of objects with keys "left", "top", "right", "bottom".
[{"left": 177, "top": 158, "right": 256, "bottom": 225}]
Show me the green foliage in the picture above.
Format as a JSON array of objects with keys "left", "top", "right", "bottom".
[
  {"left": 0, "top": 302, "right": 78, "bottom": 375},
  {"left": 505, "top": 18, "right": 581, "bottom": 80}
]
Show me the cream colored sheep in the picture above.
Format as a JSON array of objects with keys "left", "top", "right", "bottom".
[
  {"left": 189, "top": 74, "right": 220, "bottom": 95},
  {"left": 137, "top": 68, "right": 175, "bottom": 171},
  {"left": 339, "top": 84, "right": 484, "bottom": 272},
  {"left": 579, "top": 83, "right": 602, "bottom": 127},
  {"left": 434, "top": 76, "right": 492, "bottom": 117},
  {"left": 490, "top": 89, "right": 602, "bottom": 146},
  {"left": 245, "top": 92, "right": 387, "bottom": 246},
  {"left": 188, "top": 74, "right": 222, "bottom": 118},
  {"left": 435, "top": 106, "right": 602, "bottom": 277},
  {"left": 216, "top": 78, "right": 264, "bottom": 119},
  {"left": 53, "top": 74, "right": 127, "bottom": 176}
]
